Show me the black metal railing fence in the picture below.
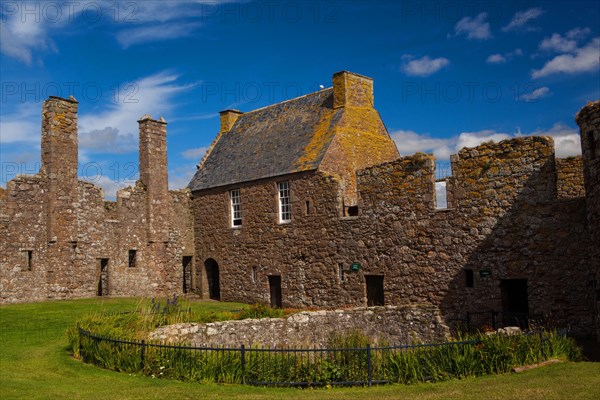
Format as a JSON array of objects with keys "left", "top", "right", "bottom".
[{"left": 77, "top": 326, "right": 480, "bottom": 387}]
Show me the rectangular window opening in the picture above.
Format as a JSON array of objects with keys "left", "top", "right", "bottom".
[
  {"left": 128, "top": 249, "right": 137, "bottom": 268},
  {"left": 435, "top": 180, "right": 448, "bottom": 209},
  {"left": 465, "top": 269, "right": 474, "bottom": 288},
  {"left": 588, "top": 131, "right": 596, "bottom": 160},
  {"left": 338, "top": 263, "right": 345, "bottom": 283},
  {"left": 230, "top": 189, "right": 242, "bottom": 226},
  {"left": 278, "top": 181, "right": 291, "bottom": 223},
  {"left": 346, "top": 205, "right": 359, "bottom": 216},
  {"left": 305, "top": 200, "right": 311, "bottom": 215},
  {"left": 251, "top": 266, "right": 258, "bottom": 283},
  {"left": 21, "top": 250, "right": 33, "bottom": 271}
]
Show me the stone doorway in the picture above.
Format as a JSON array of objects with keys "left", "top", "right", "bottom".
[
  {"left": 204, "top": 258, "right": 220, "bottom": 300},
  {"left": 268, "top": 275, "right": 282, "bottom": 308},
  {"left": 182, "top": 256, "right": 193, "bottom": 293},
  {"left": 97, "top": 259, "right": 109, "bottom": 296},
  {"left": 500, "top": 279, "right": 529, "bottom": 328},
  {"left": 366, "top": 275, "right": 384, "bottom": 306}
]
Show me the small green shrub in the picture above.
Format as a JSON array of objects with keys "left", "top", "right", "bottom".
[{"left": 237, "top": 303, "right": 284, "bottom": 320}]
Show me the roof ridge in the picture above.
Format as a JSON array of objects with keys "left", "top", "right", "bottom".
[{"left": 241, "top": 87, "right": 333, "bottom": 115}]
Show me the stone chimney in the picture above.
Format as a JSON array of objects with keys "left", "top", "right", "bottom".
[
  {"left": 41, "top": 96, "right": 79, "bottom": 243},
  {"left": 219, "top": 109, "right": 243, "bottom": 133},
  {"left": 138, "top": 114, "right": 169, "bottom": 243},
  {"left": 332, "top": 71, "right": 374, "bottom": 109}
]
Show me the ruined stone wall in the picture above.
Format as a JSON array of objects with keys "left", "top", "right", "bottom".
[
  {"left": 0, "top": 97, "right": 195, "bottom": 304},
  {"left": 192, "top": 136, "right": 594, "bottom": 337},
  {"left": 576, "top": 101, "right": 600, "bottom": 340},
  {"left": 556, "top": 157, "right": 585, "bottom": 199},
  {"left": 150, "top": 305, "right": 450, "bottom": 347}
]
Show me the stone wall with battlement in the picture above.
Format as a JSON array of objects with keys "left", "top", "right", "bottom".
[{"left": 192, "top": 135, "right": 596, "bottom": 337}]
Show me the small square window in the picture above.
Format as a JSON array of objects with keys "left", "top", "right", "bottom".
[
  {"left": 128, "top": 250, "right": 137, "bottom": 268},
  {"left": 230, "top": 189, "right": 242, "bottom": 226}
]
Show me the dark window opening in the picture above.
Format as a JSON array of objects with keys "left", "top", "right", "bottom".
[
  {"left": 252, "top": 266, "right": 258, "bottom": 283},
  {"left": 366, "top": 275, "right": 384, "bottom": 306},
  {"left": 338, "top": 263, "right": 345, "bottom": 283},
  {"left": 98, "top": 259, "right": 109, "bottom": 296},
  {"left": 588, "top": 131, "right": 596, "bottom": 160},
  {"left": 22, "top": 250, "right": 32, "bottom": 271},
  {"left": 128, "top": 250, "right": 137, "bottom": 268},
  {"left": 269, "top": 275, "right": 282, "bottom": 308},
  {"left": 182, "top": 256, "right": 193, "bottom": 293},
  {"left": 465, "top": 269, "right": 474, "bottom": 288},
  {"left": 305, "top": 200, "right": 311, "bottom": 215},
  {"left": 346, "top": 205, "right": 359, "bottom": 216}
]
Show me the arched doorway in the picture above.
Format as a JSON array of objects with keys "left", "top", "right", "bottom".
[{"left": 204, "top": 258, "right": 220, "bottom": 300}]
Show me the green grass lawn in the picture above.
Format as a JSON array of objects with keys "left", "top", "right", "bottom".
[{"left": 1, "top": 297, "right": 599, "bottom": 400}]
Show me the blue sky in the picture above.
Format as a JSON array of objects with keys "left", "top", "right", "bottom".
[{"left": 1, "top": 0, "right": 599, "bottom": 198}]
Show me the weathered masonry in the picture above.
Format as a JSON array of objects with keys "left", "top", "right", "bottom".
[
  {"left": 0, "top": 97, "right": 195, "bottom": 302},
  {"left": 1, "top": 72, "right": 598, "bottom": 340}
]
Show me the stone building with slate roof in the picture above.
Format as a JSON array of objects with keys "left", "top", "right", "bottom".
[{"left": 0, "top": 72, "right": 599, "bottom": 340}]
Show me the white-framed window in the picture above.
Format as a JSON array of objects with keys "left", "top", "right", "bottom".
[
  {"left": 278, "top": 181, "right": 291, "bottom": 223},
  {"left": 230, "top": 189, "right": 242, "bottom": 226}
]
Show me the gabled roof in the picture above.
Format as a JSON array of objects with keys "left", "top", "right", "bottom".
[{"left": 188, "top": 88, "right": 342, "bottom": 191}]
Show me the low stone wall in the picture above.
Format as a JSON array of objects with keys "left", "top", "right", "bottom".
[{"left": 149, "top": 305, "right": 450, "bottom": 348}]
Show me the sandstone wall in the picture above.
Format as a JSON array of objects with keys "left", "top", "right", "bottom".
[
  {"left": 556, "top": 157, "right": 585, "bottom": 199},
  {"left": 0, "top": 97, "right": 195, "bottom": 303},
  {"left": 192, "top": 136, "right": 594, "bottom": 337},
  {"left": 150, "top": 305, "right": 450, "bottom": 347},
  {"left": 576, "top": 101, "right": 600, "bottom": 340}
]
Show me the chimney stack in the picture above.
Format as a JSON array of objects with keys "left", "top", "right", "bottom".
[
  {"left": 332, "top": 71, "right": 374, "bottom": 109},
  {"left": 138, "top": 114, "right": 169, "bottom": 243},
  {"left": 219, "top": 109, "right": 243, "bottom": 133}
]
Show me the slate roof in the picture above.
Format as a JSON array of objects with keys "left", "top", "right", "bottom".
[{"left": 188, "top": 88, "right": 343, "bottom": 191}]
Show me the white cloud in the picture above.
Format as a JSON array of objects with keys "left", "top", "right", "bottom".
[
  {"left": 435, "top": 181, "right": 447, "bottom": 209},
  {"left": 453, "top": 13, "right": 492, "bottom": 40},
  {"left": 81, "top": 175, "right": 136, "bottom": 200},
  {"left": 539, "top": 33, "right": 579, "bottom": 53},
  {"left": 566, "top": 27, "right": 591, "bottom": 40},
  {"left": 390, "top": 130, "right": 454, "bottom": 159},
  {"left": 390, "top": 123, "right": 581, "bottom": 161},
  {"left": 401, "top": 55, "right": 450, "bottom": 77},
  {"left": 532, "top": 37, "right": 600, "bottom": 78},
  {"left": 486, "top": 49, "right": 524, "bottom": 64},
  {"left": 0, "top": 103, "right": 40, "bottom": 144},
  {"left": 530, "top": 123, "right": 581, "bottom": 158},
  {"left": 168, "top": 165, "right": 197, "bottom": 190},
  {"left": 79, "top": 127, "right": 137, "bottom": 153},
  {"left": 486, "top": 54, "right": 507, "bottom": 64},
  {"left": 0, "top": 1, "right": 229, "bottom": 63},
  {"left": 78, "top": 71, "right": 195, "bottom": 153},
  {"left": 181, "top": 146, "right": 209, "bottom": 160},
  {"left": 116, "top": 22, "right": 202, "bottom": 49},
  {"left": 518, "top": 86, "right": 551, "bottom": 102},
  {"left": 502, "top": 7, "right": 544, "bottom": 32},
  {"left": 0, "top": 7, "right": 57, "bottom": 64}
]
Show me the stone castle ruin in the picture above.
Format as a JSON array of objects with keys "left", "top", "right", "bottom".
[{"left": 1, "top": 71, "right": 599, "bottom": 341}]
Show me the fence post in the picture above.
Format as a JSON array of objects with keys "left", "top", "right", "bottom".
[
  {"left": 140, "top": 340, "right": 146, "bottom": 371},
  {"left": 367, "top": 344, "right": 372, "bottom": 387},
  {"left": 240, "top": 344, "right": 246, "bottom": 384}
]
